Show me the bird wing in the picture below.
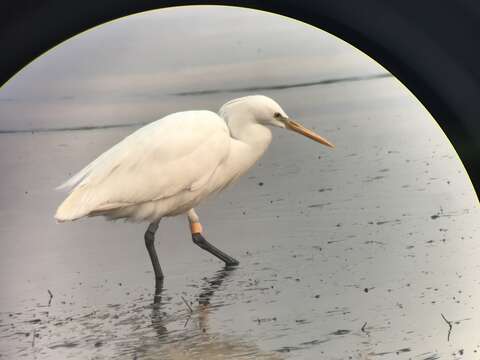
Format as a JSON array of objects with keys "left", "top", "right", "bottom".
[{"left": 55, "top": 110, "right": 230, "bottom": 220}]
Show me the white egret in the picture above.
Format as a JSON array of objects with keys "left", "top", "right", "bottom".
[{"left": 55, "top": 95, "right": 334, "bottom": 290}]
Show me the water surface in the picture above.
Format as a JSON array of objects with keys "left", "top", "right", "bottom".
[{"left": 0, "top": 6, "right": 479, "bottom": 360}]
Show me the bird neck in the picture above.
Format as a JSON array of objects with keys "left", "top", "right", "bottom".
[{"left": 226, "top": 114, "right": 272, "bottom": 156}]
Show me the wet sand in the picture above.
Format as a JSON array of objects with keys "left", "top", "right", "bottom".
[{"left": 1, "top": 76, "right": 479, "bottom": 359}]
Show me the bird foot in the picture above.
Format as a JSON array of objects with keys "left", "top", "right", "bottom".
[{"left": 191, "top": 233, "right": 239, "bottom": 266}]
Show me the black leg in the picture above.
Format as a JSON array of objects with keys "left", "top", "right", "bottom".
[
  {"left": 144, "top": 221, "right": 164, "bottom": 297},
  {"left": 192, "top": 232, "right": 239, "bottom": 266}
]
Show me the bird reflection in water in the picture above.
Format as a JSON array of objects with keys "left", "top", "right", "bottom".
[
  {"left": 150, "top": 278, "right": 167, "bottom": 340},
  {"left": 148, "top": 267, "right": 283, "bottom": 360},
  {"left": 149, "top": 266, "right": 235, "bottom": 337}
]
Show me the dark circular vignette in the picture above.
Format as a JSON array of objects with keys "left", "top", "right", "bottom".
[{"left": 1, "top": 0, "right": 479, "bottom": 200}]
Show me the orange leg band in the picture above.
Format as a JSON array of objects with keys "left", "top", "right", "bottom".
[{"left": 190, "top": 222, "right": 203, "bottom": 234}]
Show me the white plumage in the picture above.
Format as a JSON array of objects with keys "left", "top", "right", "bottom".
[
  {"left": 55, "top": 95, "right": 334, "bottom": 224},
  {"left": 56, "top": 110, "right": 229, "bottom": 222},
  {"left": 55, "top": 95, "right": 335, "bottom": 283}
]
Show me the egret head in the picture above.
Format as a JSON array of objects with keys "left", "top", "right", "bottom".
[{"left": 220, "top": 95, "right": 335, "bottom": 148}]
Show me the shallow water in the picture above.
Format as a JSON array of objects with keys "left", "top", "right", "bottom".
[{"left": 0, "top": 76, "right": 479, "bottom": 359}]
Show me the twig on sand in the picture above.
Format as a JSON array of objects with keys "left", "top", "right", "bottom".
[
  {"left": 441, "top": 313, "right": 453, "bottom": 341},
  {"left": 31, "top": 329, "right": 36, "bottom": 347},
  {"left": 181, "top": 296, "right": 193, "bottom": 313},
  {"left": 47, "top": 289, "right": 53, "bottom": 306},
  {"left": 361, "top": 322, "right": 367, "bottom": 333},
  {"left": 181, "top": 296, "right": 193, "bottom": 328}
]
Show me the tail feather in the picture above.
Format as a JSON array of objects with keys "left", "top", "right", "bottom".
[
  {"left": 56, "top": 139, "right": 125, "bottom": 191},
  {"left": 54, "top": 187, "right": 93, "bottom": 221},
  {"left": 55, "top": 158, "right": 101, "bottom": 191},
  {"left": 55, "top": 168, "right": 91, "bottom": 191},
  {"left": 55, "top": 141, "right": 126, "bottom": 219}
]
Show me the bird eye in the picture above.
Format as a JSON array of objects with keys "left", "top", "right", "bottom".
[{"left": 273, "top": 112, "right": 281, "bottom": 118}]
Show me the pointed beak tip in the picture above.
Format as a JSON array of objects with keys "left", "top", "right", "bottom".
[{"left": 286, "top": 119, "right": 335, "bottom": 149}]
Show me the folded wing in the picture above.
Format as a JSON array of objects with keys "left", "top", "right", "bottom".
[{"left": 55, "top": 110, "right": 230, "bottom": 221}]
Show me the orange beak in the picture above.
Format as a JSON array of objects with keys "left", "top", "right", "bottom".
[{"left": 286, "top": 119, "right": 335, "bottom": 148}]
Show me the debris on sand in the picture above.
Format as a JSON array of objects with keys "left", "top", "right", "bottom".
[
  {"left": 431, "top": 207, "right": 445, "bottom": 220},
  {"left": 48, "top": 341, "right": 79, "bottom": 350},
  {"left": 441, "top": 313, "right": 453, "bottom": 341},
  {"left": 255, "top": 316, "right": 277, "bottom": 324},
  {"left": 317, "top": 187, "right": 332, "bottom": 192},
  {"left": 330, "top": 329, "right": 350, "bottom": 335},
  {"left": 48, "top": 289, "right": 53, "bottom": 306},
  {"left": 181, "top": 296, "right": 193, "bottom": 313},
  {"left": 361, "top": 322, "right": 367, "bottom": 332},
  {"left": 376, "top": 219, "right": 401, "bottom": 226},
  {"left": 308, "top": 202, "right": 331, "bottom": 209}
]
